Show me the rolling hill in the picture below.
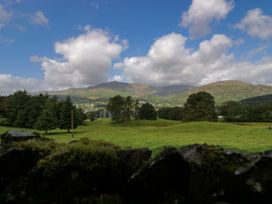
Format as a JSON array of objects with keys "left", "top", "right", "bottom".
[
  {"left": 45, "top": 80, "right": 272, "bottom": 106},
  {"left": 48, "top": 81, "right": 193, "bottom": 101},
  {"left": 167, "top": 80, "right": 272, "bottom": 105}
]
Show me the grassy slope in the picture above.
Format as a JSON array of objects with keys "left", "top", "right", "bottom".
[
  {"left": 1, "top": 119, "right": 272, "bottom": 152},
  {"left": 45, "top": 81, "right": 272, "bottom": 106},
  {"left": 165, "top": 80, "right": 272, "bottom": 105}
]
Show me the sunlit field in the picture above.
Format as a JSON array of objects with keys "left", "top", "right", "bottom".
[{"left": 1, "top": 119, "right": 272, "bottom": 152}]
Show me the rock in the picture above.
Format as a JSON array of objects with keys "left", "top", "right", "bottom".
[
  {"left": 126, "top": 147, "right": 189, "bottom": 202},
  {"left": 117, "top": 148, "right": 151, "bottom": 179},
  {"left": 243, "top": 154, "right": 272, "bottom": 203},
  {"left": 178, "top": 144, "right": 260, "bottom": 203}
]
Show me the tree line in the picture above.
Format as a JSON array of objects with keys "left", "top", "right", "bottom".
[
  {"left": 107, "top": 92, "right": 272, "bottom": 123},
  {"left": 0, "top": 91, "right": 86, "bottom": 134},
  {"left": 106, "top": 96, "right": 157, "bottom": 122},
  {"left": 106, "top": 92, "right": 217, "bottom": 123},
  {"left": 218, "top": 101, "right": 272, "bottom": 122}
]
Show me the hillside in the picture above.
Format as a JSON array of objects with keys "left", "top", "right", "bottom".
[
  {"left": 45, "top": 80, "right": 272, "bottom": 106},
  {"left": 241, "top": 94, "right": 272, "bottom": 105},
  {"left": 48, "top": 81, "right": 193, "bottom": 101},
  {"left": 166, "top": 80, "right": 272, "bottom": 105}
]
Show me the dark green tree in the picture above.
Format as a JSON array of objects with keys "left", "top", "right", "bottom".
[
  {"left": 218, "top": 101, "right": 242, "bottom": 122},
  {"left": 124, "top": 96, "right": 133, "bottom": 121},
  {"left": 168, "top": 106, "right": 184, "bottom": 120},
  {"left": 107, "top": 95, "right": 126, "bottom": 122},
  {"left": 139, "top": 103, "right": 157, "bottom": 120},
  {"left": 35, "top": 107, "right": 58, "bottom": 134},
  {"left": 183, "top": 92, "right": 217, "bottom": 121},
  {"left": 157, "top": 107, "right": 171, "bottom": 119},
  {"left": 59, "top": 96, "right": 76, "bottom": 133},
  {"left": 134, "top": 99, "right": 141, "bottom": 120}
]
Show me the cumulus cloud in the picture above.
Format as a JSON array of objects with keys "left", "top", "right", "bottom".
[
  {"left": 32, "top": 28, "right": 127, "bottom": 89},
  {"left": 111, "top": 75, "right": 124, "bottom": 82},
  {"left": 115, "top": 32, "right": 272, "bottom": 86},
  {"left": 31, "top": 11, "right": 49, "bottom": 26},
  {"left": 0, "top": 4, "right": 12, "bottom": 29},
  {"left": 181, "top": 0, "right": 234, "bottom": 38},
  {"left": 0, "top": 74, "right": 46, "bottom": 95},
  {"left": 1, "top": 28, "right": 128, "bottom": 95},
  {"left": 236, "top": 8, "right": 272, "bottom": 40}
]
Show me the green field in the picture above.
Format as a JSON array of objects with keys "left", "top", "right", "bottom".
[{"left": 1, "top": 119, "right": 272, "bottom": 152}]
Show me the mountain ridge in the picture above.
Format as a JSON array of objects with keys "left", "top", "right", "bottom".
[{"left": 44, "top": 80, "right": 272, "bottom": 106}]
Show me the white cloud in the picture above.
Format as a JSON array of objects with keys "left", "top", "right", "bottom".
[
  {"left": 33, "top": 28, "right": 127, "bottom": 89},
  {"left": 0, "top": 74, "right": 45, "bottom": 95},
  {"left": 236, "top": 8, "right": 272, "bottom": 40},
  {"left": 31, "top": 11, "right": 49, "bottom": 26},
  {"left": 1, "top": 28, "right": 128, "bottom": 95},
  {"left": 116, "top": 32, "right": 272, "bottom": 86},
  {"left": 0, "top": 4, "right": 12, "bottom": 29},
  {"left": 181, "top": 0, "right": 234, "bottom": 38},
  {"left": 111, "top": 75, "right": 124, "bottom": 82}
]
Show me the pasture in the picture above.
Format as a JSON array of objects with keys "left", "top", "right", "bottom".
[{"left": 1, "top": 119, "right": 272, "bottom": 152}]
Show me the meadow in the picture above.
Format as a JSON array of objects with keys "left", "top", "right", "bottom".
[{"left": 1, "top": 119, "right": 272, "bottom": 152}]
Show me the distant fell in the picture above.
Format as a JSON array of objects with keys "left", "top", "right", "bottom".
[
  {"left": 45, "top": 80, "right": 272, "bottom": 106},
  {"left": 163, "top": 80, "right": 272, "bottom": 105},
  {"left": 48, "top": 81, "right": 193, "bottom": 100}
]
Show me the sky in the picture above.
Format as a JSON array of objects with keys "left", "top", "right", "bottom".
[{"left": 0, "top": 0, "right": 272, "bottom": 94}]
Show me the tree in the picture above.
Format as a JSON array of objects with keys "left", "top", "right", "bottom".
[
  {"left": 134, "top": 99, "right": 141, "bottom": 120},
  {"left": 157, "top": 107, "right": 171, "bottom": 119},
  {"left": 218, "top": 101, "right": 242, "bottom": 122},
  {"left": 168, "top": 106, "right": 184, "bottom": 120},
  {"left": 139, "top": 103, "right": 157, "bottom": 120},
  {"left": 59, "top": 96, "right": 76, "bottom": 133},
  {"left": 35, "top": 107, "right": 58, "bottom": 134},
  {"left": 183, "top": 92, "right": 217, "bottom": 121},
  {"left": 107, "top": 95, "right": 126, "bottom": 122},
  {"left": 124, "top": 96, "right": 133, "bottom": 121}
]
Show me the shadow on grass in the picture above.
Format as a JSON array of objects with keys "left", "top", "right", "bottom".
[{"left": 42, "top": 130, "right": 88, "bottom": 136}]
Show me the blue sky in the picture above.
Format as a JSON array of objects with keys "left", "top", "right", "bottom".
[{"left": 0, "top": 0, "right": 272, "bottom": 94}]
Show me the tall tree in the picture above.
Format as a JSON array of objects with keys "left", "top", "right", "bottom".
[
  {"left": 59, "top": 96, "right": 76, "bottom": 133},
  {"left": 134, "top": 99, "right": 141, "bottom": 120},
  {"left": 107, "top": 95, "right": 126, "bottom": 122},
  {"left": 124, "top": 96, "right": 133, "bottom": 121},
  {"left": 183, "top": 92, "right": 217, "bottom": 121},
  {"left": 218, "top": 101, "right": 242, "bottom": 122},
  {"left": 35, "top": 107, "right": 58, "bottom": 134},
  {"left": 139, "top": 103, "right": 157, "bottom": 120},
  {"left": 168, "top": 106, "right": 184, "bottom": 120}
]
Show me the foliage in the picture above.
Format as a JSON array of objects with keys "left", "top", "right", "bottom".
[
  {"left": 13, "top": 139, "right": 59, "bottom": 156},
  {"left": 157, "top": 107, "right": 172, "bottom": 120},
  {"left": 183, "top": 92, "right": 217, "bottom": 121},
  {"left": 218, "top": 101, "right": 272, "bottom": 122},
  {"left": 0, "top": 91, "right": 86, "bottom": 133},
  {"left": 37, "top": 138, "right": 120, "bottom": 178},
  {"left": 168, "top": 106, "right": 184, "bottom": 120},
  {"left": 107, "top": 95, "right": 126, "bottom": 123},
  {"left": 35, "top": 107, "right": 58, "bottom": 134},
  {"left": 139, "top": 103, "right": 157, "bottom": 120}
]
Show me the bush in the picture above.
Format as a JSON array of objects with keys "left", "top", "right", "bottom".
[{"left": 37, "top": 138, "right": 120, "bottom": 178}]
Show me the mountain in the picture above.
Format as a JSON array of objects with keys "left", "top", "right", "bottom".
[
  {"left": 48, "top": 81, "right": 193, "bottom": 100},
  {"left": 166, "top": 80, "right": 272, "bottom": 105},
  {"left": 45, "top": 80, "right": 272, "bottom": 106}
]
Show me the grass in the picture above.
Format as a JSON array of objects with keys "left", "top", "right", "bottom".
[{"left": 1, "top": 119, "right": 272, "bottom": 152}]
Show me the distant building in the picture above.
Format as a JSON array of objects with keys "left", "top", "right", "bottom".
[{"left": 0, "top": 130, "right": 40, "bottom": 145}]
